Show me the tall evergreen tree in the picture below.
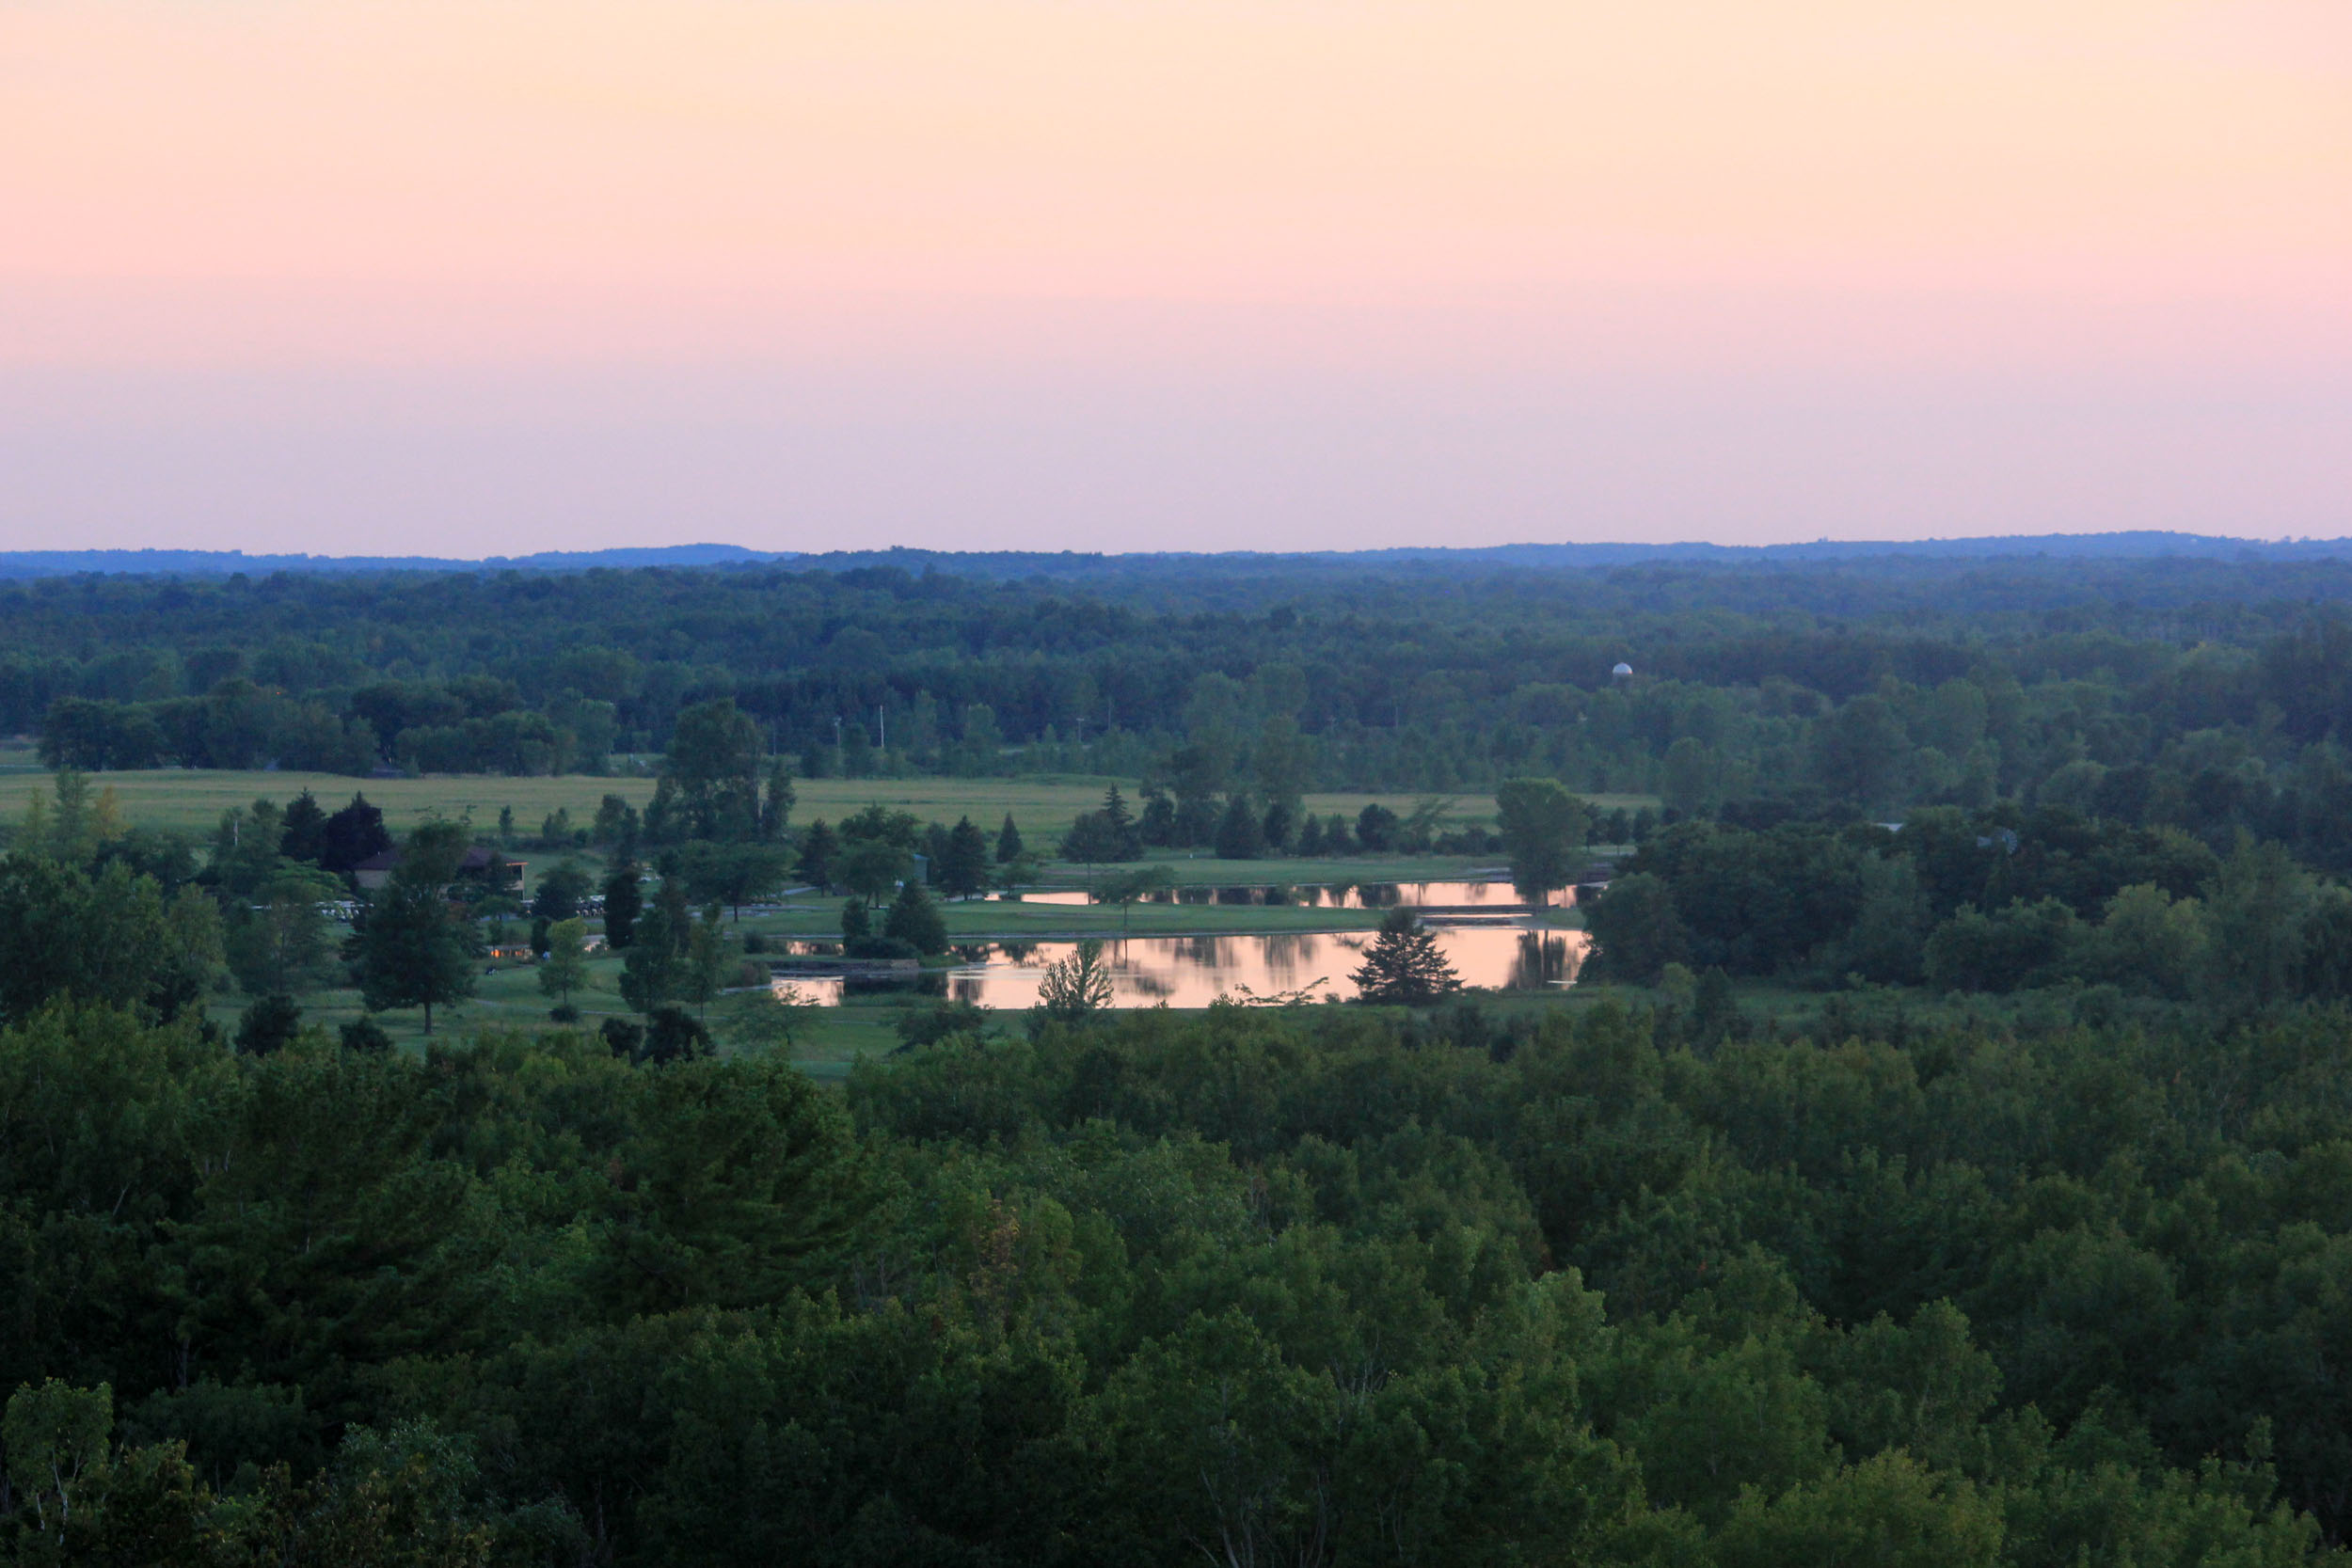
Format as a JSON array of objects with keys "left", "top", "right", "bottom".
[
  {"left": 602, "top": 863, "right": 643, "bottom": 949},
  {"left": 278, "top": 788, "right": 327, "bottom": 863},
  {"left": 995, "top": 813, "right": 1025, "bottom": 864},
  {"left": 796, "top": 819, "right": 840, "bottom": 891},
  {"left": 938, "top": 816, "right": 992, "bottom": 899},
  {"left": 319, "top": 793, "right": 391, "bottom": 876},
  {"left": 1214, "top": 794, "right": 1264, "bottom": 860},
  {"left": 883, "top": 881, "right": 948, "bottom": 956},
  {"left": 1348, "top": 907, "right": 1461, "bottom": 1004},
  {"left": 1101, "top": 785, "right": 1140, "bottom": 860}
]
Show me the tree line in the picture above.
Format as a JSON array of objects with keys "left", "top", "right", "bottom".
[{"left": 17, "top": 560, "right": 2352, "bottom": 849}]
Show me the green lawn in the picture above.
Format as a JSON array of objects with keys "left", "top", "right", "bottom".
[
  {"left": 0, "top": 766, "right": 1653, "bottom": 857},
  {"left": 213, "top": 948, "right": 945, "bottom": 1084}
]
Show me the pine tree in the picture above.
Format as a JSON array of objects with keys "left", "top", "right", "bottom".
[
  {"left": 320, "top": 793, "right": 392, "bottom": 875},
  {"left": 939, "top": 816, "right": 992, "bottom": 899},
  {"left": 995, "top": 813, "right": 1025, "bottom": 864},
  {"left": 883, "top": 881, "right": 948, "bottom": 955},
  {"left": 1349, "top": 907, "right": 1461, "bottom": 1005},
  {"left": 279, "top": 789, "right": 328, "bottom": 863},
  {"left": 1296, "top": 814, "right": 1327, "bottom": 856},
  {"left": 1037, "top": 939, "right": 1114, "bottom": 1020},
  {"left": 1101, "top": 785, "right": 1140, "bottom": 860},
  {"left": 1214, "top": 794, "right": 1263, "bottom": 860},
  {"left": 797, "top": 819, "right": 841, "bottom": 891},
  {"left": 603, "top": 863, "right": 643, "bottom": 948}
]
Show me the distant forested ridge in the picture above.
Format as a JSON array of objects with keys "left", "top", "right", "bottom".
[{"left": 13, "top": 546, "right": 2352, "bottom": 849}]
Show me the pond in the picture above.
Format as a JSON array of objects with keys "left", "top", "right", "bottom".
[
  {"left": 772, "top": 922, "right": 1590, "bottom": 1007},
  {"left": 987, "top": 879, "right": 1561, "bottom": 910}
]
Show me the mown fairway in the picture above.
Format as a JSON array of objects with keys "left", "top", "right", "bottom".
[{"left": 0, "top": 764, "right": 1658, "bottom": 852}]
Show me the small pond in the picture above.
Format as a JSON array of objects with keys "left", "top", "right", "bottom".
[
  {"left": 773, "top": 923, "right": 1590, "bottom": 1007},
  {"left": 988, "top": 879, "right": 1561, "bottom": 910}
]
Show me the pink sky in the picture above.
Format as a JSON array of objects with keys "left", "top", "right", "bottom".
[{"left": 4, "top": 1, "right": 2348, "bottom": 554}]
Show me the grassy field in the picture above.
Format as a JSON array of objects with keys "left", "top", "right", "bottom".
[
  {"left": 0, "top": 765, "right": 1660, "bottom": 852},
  {"left": 209, "top": 952, "right": 971, "bottom": 1084}
]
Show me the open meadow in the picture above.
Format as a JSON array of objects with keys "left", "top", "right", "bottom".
[{"left": 0, "top": 761, "right": 1655, "bottom": 859}]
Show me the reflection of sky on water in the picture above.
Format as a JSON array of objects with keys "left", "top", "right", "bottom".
[
  {"left": 779, "top": 923, "right": 1588, "bottom": 1009},
  {"left": 984, "top": 880, "right": 1550, "bottom": 911}
]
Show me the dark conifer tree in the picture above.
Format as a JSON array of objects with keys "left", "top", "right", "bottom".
[
  {"left": 1349, "top": 907, "right": 1462, "bottom": 1004},
  {"left": 602, "top": 863, "right": 643, "bottom": 949},
  {"left": 939, "top": 816, "right": 991, "bottom": 899},
  {"left": 797, "top": 819, "right": 840, "bottom": 891},
  {"left": 883, "top": 881, "right": 948, "bottom": 955},
  {"left": 278, "top": 789, "right": 327, "bottom": 863},
  {"left": 319, "top": 794, "right": 392, "bottom": 875},
  {"left": 1101, "top": 785, "right": 1140, "bottom": 860},
  {"left": 1214, "top": 794, "right": 1264, "bottom": 860},
  {"left": 996, "top": 813, "right": 1025, "bottom": 863}
]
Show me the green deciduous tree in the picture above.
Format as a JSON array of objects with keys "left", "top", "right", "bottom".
[
  {"left": 836, "top": 838, "right": 913, "bottom": 903},
  {"left": 656, "top": 699, "right": 765, "bottom": 841},
  {"left": 1584, "top": 871, "right": 1689, "bottom": 985},
  {"left": 351, "top": 825, "right": 478, "bottom": 1036},
  {"left": 1495, "top": 777, "right": 1590, "bottom": 906},
  {"left": 539, "top": 916, "right": 590, "bottom": 1007},
  {"left": 1661, "top": 736, "right": 1717, "bottom": 816},
  {"left": 226, "top": 875, "right": 342, "bottom": 998},
  {"left": 0, "top": 858, "right": 222, "bottom": 1025},
  {"left": 679, "top": 842, "right": 791, "bottom": 920},
  {"left": 621, "top": 903, "right": 688, "bottom": 1014}
]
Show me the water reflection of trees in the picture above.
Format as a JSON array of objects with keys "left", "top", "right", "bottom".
[
  {"left": 1499, "top": 932, "right": 1591, "bottom": 990},
  {"left": 1259, "top": 932, "right": 1323, "bottom": 982}
]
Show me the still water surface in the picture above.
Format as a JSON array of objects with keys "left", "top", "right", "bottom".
[
  {"left": 987, "top": 879, "right": 1549, "bottom": 910},
  {"left": 775, "top": 923, "right": 1589, "bottom": 1007}
]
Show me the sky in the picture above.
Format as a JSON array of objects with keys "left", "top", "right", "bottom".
[{"left": 3, "top": 0, "right": 2348, "bottom": 556}]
